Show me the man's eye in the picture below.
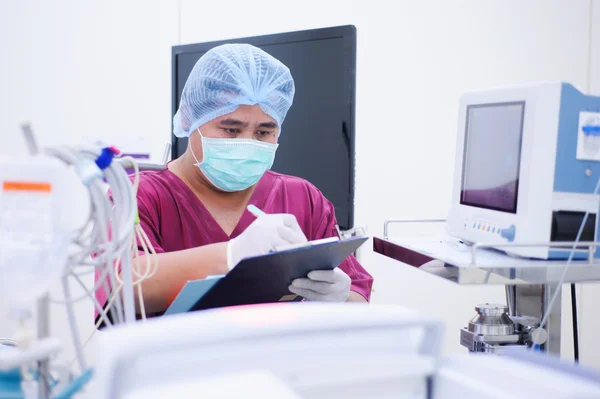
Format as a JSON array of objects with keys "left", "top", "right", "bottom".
[
  {"left": 256, "top": 131, "right": 272, "bottom": 136},
  {"left": 223, "top": 128, "right": 239, "bottom": 135}
]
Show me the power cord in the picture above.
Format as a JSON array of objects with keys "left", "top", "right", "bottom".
[
  {"left": 571, "top": 283, "right": 579, "bottom": 362},
  {"left": 538, "top": 174, "right": 600, "bottom": 356}
]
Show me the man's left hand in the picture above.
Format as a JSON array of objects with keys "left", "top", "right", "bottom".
[{"left": 289, "top": 268, "right": 351, "bottom": 302}]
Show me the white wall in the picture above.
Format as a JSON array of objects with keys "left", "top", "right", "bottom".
[
  {"left": 1, "top": 0, "right": 600, "bottom": 372},
  {"left": 0, "top": 0, "right": 177, "bottom": 159}
]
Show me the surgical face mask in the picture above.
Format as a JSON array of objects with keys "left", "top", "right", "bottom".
[{"left": 191, "top": 129, "right": 278, "bottom": 192}]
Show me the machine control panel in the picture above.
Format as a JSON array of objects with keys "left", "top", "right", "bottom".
[{"left": 463, "top": 217, "right": 516, "bottom": 242}]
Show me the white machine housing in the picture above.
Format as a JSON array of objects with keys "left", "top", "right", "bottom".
[
  {"left": 94, "top": 303, "right": 600, "bottom": 399},
  {"left": 448, "top": 82, "right": 600, "bottom": 259},
  {"left": 95, "top": 303, "right": 442, "bottom": 399}
]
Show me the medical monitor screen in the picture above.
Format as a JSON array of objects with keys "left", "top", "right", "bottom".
[{"left": 460, "top": 102, "right": 525, "bottom": 213}]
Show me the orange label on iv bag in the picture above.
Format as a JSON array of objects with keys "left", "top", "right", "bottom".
[{"left": 2, "top": 181, "right": 52, "bottom": 192}]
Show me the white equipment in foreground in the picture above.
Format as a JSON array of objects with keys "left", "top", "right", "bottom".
[
  {"left": 0, "top": 155, "right": 72, "bottom": 306},
  {"left": 0, "top": 134, "right": 158, "bottom": 398},
  {"left": 95, "top": 303, "right": 600, "bottom": 399}
]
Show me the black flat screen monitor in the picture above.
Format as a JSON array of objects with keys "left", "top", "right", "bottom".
[{"left": 171, "top": 25, "right": 357, "bottom": 230}]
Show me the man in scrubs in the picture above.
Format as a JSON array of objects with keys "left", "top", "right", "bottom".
[{"left": 95, "top": 43, "right": 373, "bottom": 318}]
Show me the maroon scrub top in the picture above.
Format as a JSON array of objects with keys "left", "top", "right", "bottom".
[{"left": 95, "top": 169, "right": 373, "bottom": 315}]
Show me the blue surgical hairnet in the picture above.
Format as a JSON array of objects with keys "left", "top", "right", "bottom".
[{"left": 173, "top": 43, "right": 295, "bottom": 138}]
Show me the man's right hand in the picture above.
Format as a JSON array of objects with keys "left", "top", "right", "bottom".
[{"left": 227, "top": 214, "right": 307, "bottom": 270}]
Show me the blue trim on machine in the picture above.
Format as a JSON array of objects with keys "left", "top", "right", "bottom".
[
  {"left": 548, "top": 251, "right": 588, "bottom": 260},
  {"left": 553, "top": 83, "right": 600, "bottom": 258},
  {"left": 554, "top": 83, "right": 600, "bottom": 193},
  {"left": 582, "top": 125, "right": 600, "bottom": 135}
]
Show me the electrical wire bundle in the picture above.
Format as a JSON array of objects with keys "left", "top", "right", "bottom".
[
  {"left": 1, "top": 126, "right": 160, "bottom": 398},
  {"left": 0, "top": 144, "right": 160, "bottom": 399},
  {"left": 43, "top": 145, "right": 159, "bottom": 370}
]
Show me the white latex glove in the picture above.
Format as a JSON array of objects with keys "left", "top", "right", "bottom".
[
  {"left": 227, "top": 214, "right": 307, "bottom": 269},
  {"left": 288, "top": 268, "right": 351, "bottom": 302}
]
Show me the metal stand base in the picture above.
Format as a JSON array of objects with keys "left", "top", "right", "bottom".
[{"left": 373, "top": 220, "right": 591, "bottom": 357}]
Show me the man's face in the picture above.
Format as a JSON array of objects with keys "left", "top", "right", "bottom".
[
  {"left": 203, "top": 104, "right": 279, "bottom": 139},
  {"left": 189, "top": 104, "right": 279, "bottom": 163}
]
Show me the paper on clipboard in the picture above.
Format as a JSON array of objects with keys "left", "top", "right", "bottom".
[{"left": 274, "top": 236, "right": 340, "bottom": 252}]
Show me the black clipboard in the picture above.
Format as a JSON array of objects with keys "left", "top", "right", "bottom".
[{"left": 172, "top": 236, "right": 368, "bottom": 313}]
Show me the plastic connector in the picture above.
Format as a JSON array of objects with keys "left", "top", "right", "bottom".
[
  {"left": 95, "top": 147, "right": 121, "bottom": 170},
  {"left": 75, "top": 158, "right": 103, "bottom": 186}
]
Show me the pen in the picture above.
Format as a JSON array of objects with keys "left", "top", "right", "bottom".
[{"left": 247, "top": 204, "right": 266, "bottom": 218}]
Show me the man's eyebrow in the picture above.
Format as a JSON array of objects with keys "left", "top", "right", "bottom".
[
  {"left": 218, "top": 118, "right": 248, "bottom": 127},
  {"left": 256, "top": 121, "right": 278, "bottom": 129}
]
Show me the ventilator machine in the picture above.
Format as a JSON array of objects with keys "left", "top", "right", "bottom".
[
  {"left": 376, "top": 81, "right": 600, "bottom": 358},
  {"left": 447, "top": 82, "right": 600, "bottom": 260}
]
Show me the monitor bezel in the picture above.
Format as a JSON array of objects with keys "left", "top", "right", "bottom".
[{"left": 447, "top": 82, "right": 565, "bottom": 259}]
